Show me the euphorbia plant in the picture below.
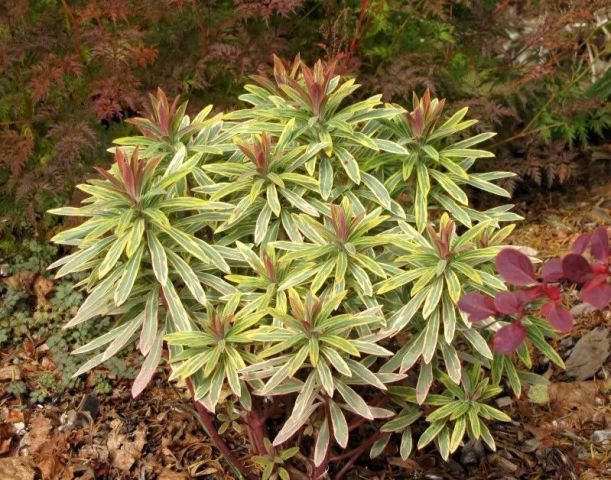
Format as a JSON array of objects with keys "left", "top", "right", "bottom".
[{"left": 49, "top": 58, "right": 593, "bottom": 479}]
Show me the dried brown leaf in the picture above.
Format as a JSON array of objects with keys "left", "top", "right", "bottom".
[
  {"left": 0, "top": 365, "right": 21, "bottom": 381},
  {"left": 107, "top": 427, "right": 147, "bottom": 472},
  {"left": 158, "top": 469, "right": 189, "bottom": 480},
  {"left": 0, "top": 457, "right": 35, "bottom": 480},
  {"left": 37, "top": 453, "right": 73, "bottom": 480},
  {"left": 23, "top": 414, "right": 53, "bottom": 454},
  {"left": 565, "top": 328, "right": 609, "bottom": 381}
]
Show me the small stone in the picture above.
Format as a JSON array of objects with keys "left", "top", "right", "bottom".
[
  {"left": 495, "top": 396, "right": 513, "bottom": 408},
  {"left": 565, "top": 328, "right": 610, "bottom": 381},
  {"left": 13, "top": 422, "right": 26, "bottom": 434},
  {"left": 59, "top": 410, "right": 78, "bottom": 432},
  {"left": 559, "top": 337, "right": 573, "bottom": 348},
  {"left": 590, "top": 430, "right": 611, "bottom": 444},
  {"left": 577, "top": 446, "right": 591, "bottom": 460},
  {"left": 461, "top": 440, "right": 484, "bottom": 465},
  {"left": 570, "top": 303, "right": 597, "bottom": 317}
]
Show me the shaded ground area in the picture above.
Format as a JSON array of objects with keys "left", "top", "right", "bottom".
[{"left": 0, "top": 183, "right": 609, "bottom": 480}]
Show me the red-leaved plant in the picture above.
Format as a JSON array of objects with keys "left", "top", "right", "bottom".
[{"left": 459, "top": 227, "right": 610, "bottom": 355}]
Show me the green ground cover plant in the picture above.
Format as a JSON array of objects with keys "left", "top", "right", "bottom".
[{"left": 0, "top": 240, "right": 140, "bottom": 402}]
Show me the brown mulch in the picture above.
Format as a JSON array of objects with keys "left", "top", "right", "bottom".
[
  {"left": 509, "top": 182, "right": 611, "bottom": 259},
  {"left": 0, "top": 367, "right": 238, "bottom": 480},
  {"left": 0, "top": 183, "right": 609, "bottom": 480}
]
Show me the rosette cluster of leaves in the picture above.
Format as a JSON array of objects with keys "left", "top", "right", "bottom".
[{"left": 49, "top": 57, "right": 585, "bottom": 477}]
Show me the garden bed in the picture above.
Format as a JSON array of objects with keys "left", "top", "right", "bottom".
[{"left": 0, "top": 182, "right": 609, "bottom": 480}]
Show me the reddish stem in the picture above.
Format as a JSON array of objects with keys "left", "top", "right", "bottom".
[
  {"left": 288, "top": 466, "right": 310, "bottom": 480},
  {"left": 59, "top": 0, "right": 84, "bottom": 61},
  {"left": 347, "top": 415, "right": 367, "bottom": 433},
  {"left": 489, "top": 0, "right": 511, "bottom": 22},
  {"left": 186, "top": 380, "right": 257, "bottom": 480},
  {"left": 343, "top": 0, "right": 372, "bottom": 69},
  {"left": 311, "top": 456, "right": 329, "bottom": 479},
  {"left": 244, "top": 397, "right": 268, "bottom": 455},
  {"left": 334, "top": 431, "right": 383, "bottom": 479}
]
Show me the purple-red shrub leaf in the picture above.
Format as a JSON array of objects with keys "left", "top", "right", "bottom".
[
  {"left": 495, "top": 249, "right": 536, "bottom": 286},
  {"left": 493, "top": 321, "right": 526, "bottom": 355},
  {"left": 539, "top": 284, "right": 562, "bottom": 302},
  {"left": 542, "top": 258, "right": 563, "bottom": 283},
  {"left": 562, "top": 254, "right": 592, "bottom": 283},
  {"left": 458, "top": 292, "right": 497, "bottom": 322},
  {"left": 581, "top": 278, "right": 611, "bottom": 310},
  {"left": 523, "top": 285, "right": 548, "bottom": 301},
  {"left": 540, "top": 301, "right": 573, "bottom": 332},
  {"left": 494, "top": 291, "right": 527, "bottom": 315},
  {"left": 571, "top": 233, "right": 591, "bottom": 254},
  {"left": 590, "top": 227, "right": 609, "bottom": 262}
]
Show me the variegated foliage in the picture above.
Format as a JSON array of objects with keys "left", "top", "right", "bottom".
[{"left": 49, "top": 60, "right": 561, "bottom": 469}]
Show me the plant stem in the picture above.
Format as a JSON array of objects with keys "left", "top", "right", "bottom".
[
  {"left": 191, "top": 1, "right": 209, "bottom": 55},
  {"left": 186, "top": 380, "right": 257, "bottom": 480},
  {"left": 244, "top": 397, "right": 268, "bottom": 455},
  {"left": 59, "top": 0, "right": 84, "bottom": 61},
  {"left": 287, "top": 466, "right": 310, "bottom": 480},
  {"left": 343, "top": 0, "right": 373, "bottom": 69},
  {"left": 333, "top": 431, "right": 383, "bottom": 480},
  {"left": 311, "top": 458, "right": 328, "bottom": 479}
]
